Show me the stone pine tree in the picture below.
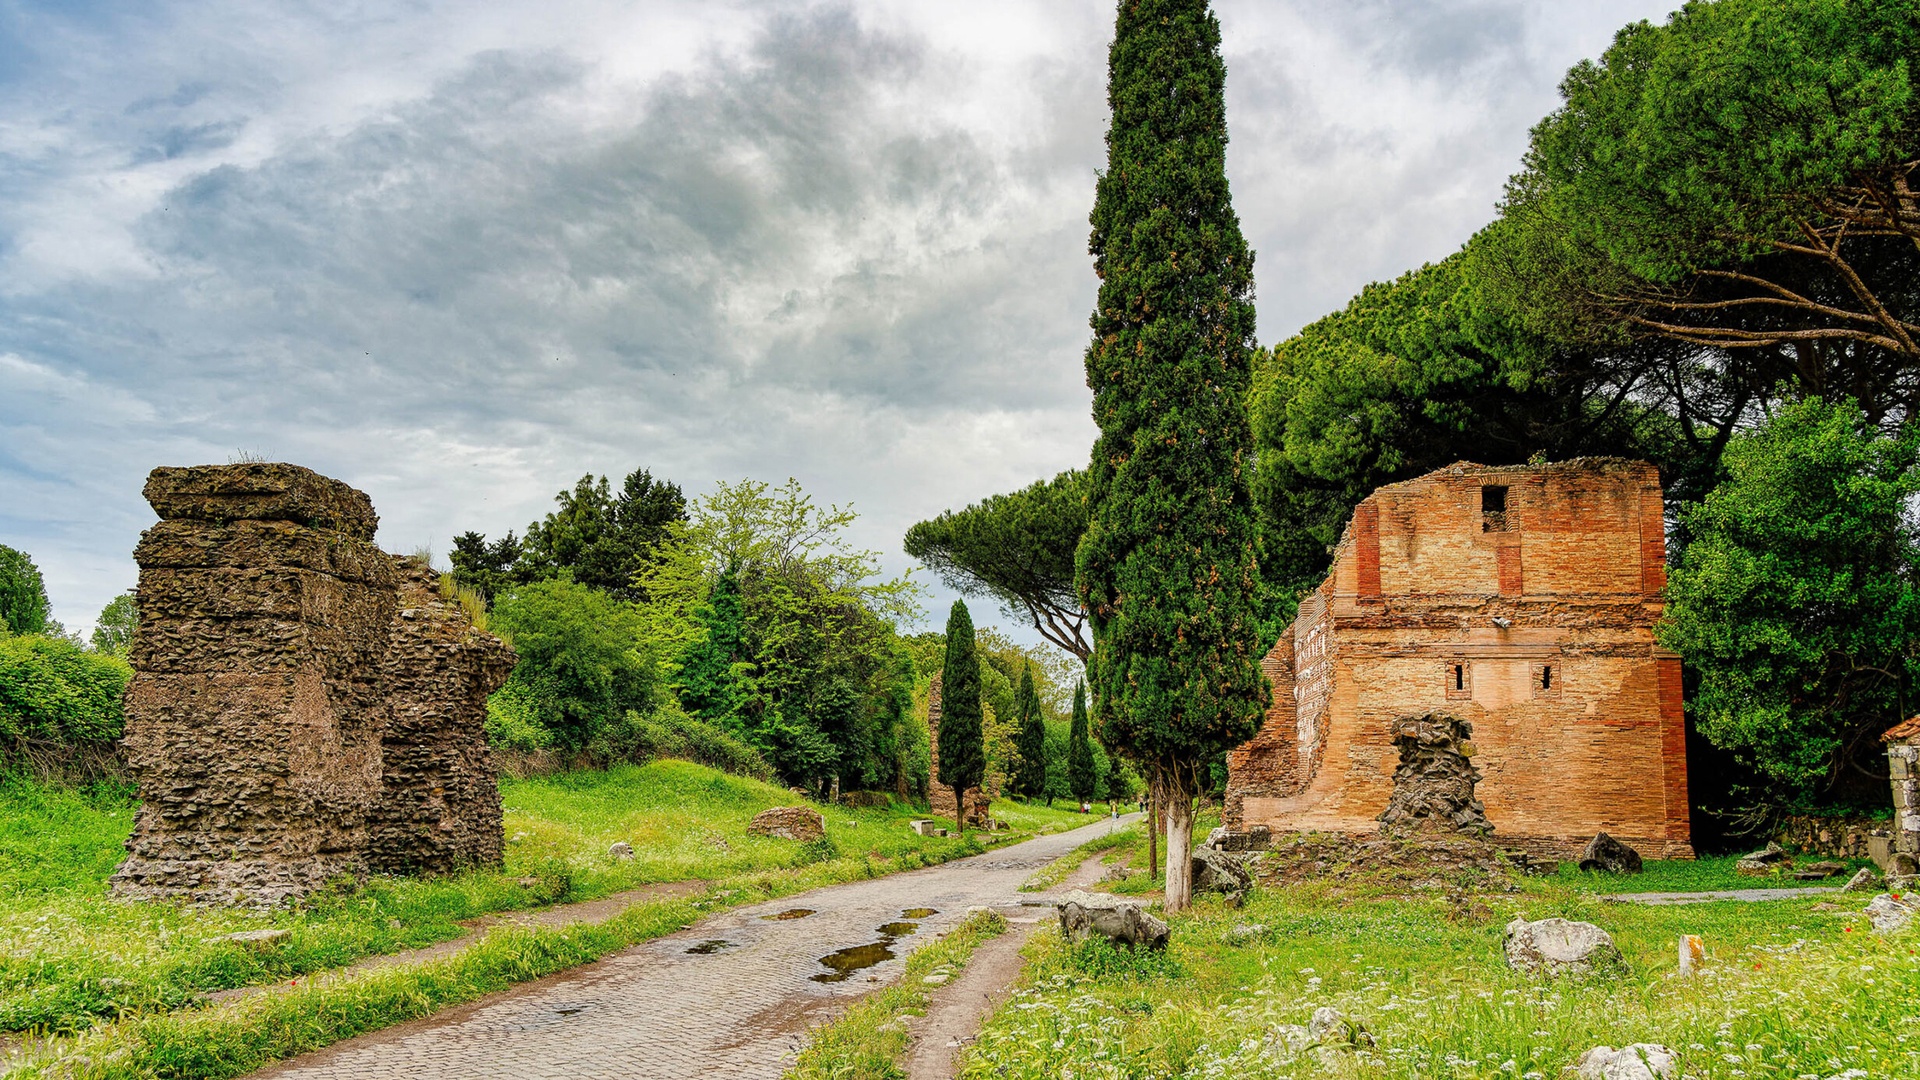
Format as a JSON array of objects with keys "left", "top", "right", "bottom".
[
  {"left": 1067, "top": 680, "right": 1097, "bottom": 809},
  {"left": 1013, "top": 663, "right": 1048, "bottom": 801},
  {"left": 937, "top": 600, "right": 987, "bottom": 830},
  {"left": 1074, "top": 0, "right": 1270, "bottom": 912}
]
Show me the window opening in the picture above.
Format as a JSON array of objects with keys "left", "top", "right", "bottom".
[
  {"left": 1453, "top": 664, "right": 1464, "bottom": 691},
  {"left": 1540, "top": 665, "right": 1553, "bottom": 690},
  {"left": 1481, "top": 485, "right": 1511, "bottom": 532}
]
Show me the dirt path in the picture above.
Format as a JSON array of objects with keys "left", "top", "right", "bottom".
[
  {"left": 1600, "top": 886, "right": 1841, "bottom": 905},
  {"left": 248, "top": 815, "right": 1139, "bottom": 1080},
  {"left": 901, "top": 853, "right": 1113, "bottom": 1080}
]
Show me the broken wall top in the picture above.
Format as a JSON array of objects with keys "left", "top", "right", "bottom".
[{"left": 145, "top": 463, "right": 378, "bottom": 540}]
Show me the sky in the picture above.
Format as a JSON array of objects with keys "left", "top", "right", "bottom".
[{"left": 0, "top": 0, "right": 1680, "bottom": 645}]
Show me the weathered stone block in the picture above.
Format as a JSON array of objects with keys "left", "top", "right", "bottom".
[
  {"left": 144, "top": 463, "right": 378, "bottom": 539},
  {"left": 749, "top": 806, "right": 825, "bottom": 842},
  {"left": 1055, "top": 890, "right": 1169, "bottom": 949},
  {"left": 1504, "top": 916, "right": 1623, "bottom": 976}
]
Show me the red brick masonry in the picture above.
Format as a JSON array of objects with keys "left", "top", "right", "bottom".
[{"left": 1227, "top": 459, "right": 1694, "bottom": 859}]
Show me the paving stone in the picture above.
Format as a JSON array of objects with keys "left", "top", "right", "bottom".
[{"left": 250, "top": 816, "right": 1138, "bottom": 1080}]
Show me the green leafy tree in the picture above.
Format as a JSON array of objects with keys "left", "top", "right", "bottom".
[
  {"left": 905, "top": 471, "right": 1091, "bottom": 659},
  {"left": 1658, "top": 398, "right": 1920, "bottom": 800},
  {"left": 456, "top": 468, "right": 685, "bottom": 603},
  {"left": 1012, "top": 663, "right": 1047, "bottom": 800},
  {"left": 1480, "top": 0, "right": 1920, "bottom": 424},
  {"left": 1074, "top": 0, "right": 1271, "bottom": 911},
  {"left": 0, "top": 633, "right": 132, "bottom": 750},
  {"left": 0, "top": 545, "right": 51, "bottom": 637},
  {"left": 89, "top": 593, "right": 138, "bottom": 657},
  {"left": 675, "top": 569, "right": 749, "bottom": 728},
  {"left": 449, "top": 530, "right": 523, "bottom": 603},
  {"left": 1067, "top": 680, "right": 1096, "bottom": 808},
  {"left": 937, "top": 600, "right": 987, "bottom": 829},
  {"left": 488, "top": 578, "right": 663, "bottom": 754}
]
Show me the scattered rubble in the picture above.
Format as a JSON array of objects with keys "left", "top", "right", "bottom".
[
  {"left": 1575, "top": 1044, "right": 1678, "bottom": 1080},
  {"left": 1055, "top": 890, "right": 1169, "bottom": 950},
  {"left": 1377, "top": 713, "right": 1493, "bottom": 839},
  {"left": 1865, "top": 892, "right": 1915, "bottom": 933},
  {"left": 1841, "top": 868, "right": 1880, "bottom": 893},
  {"left": 1578, "top": 832, "right": 1643, "bottom": 875},
  {"left": 748, "top": 807, "right": 825, "bottom": 842},
  {"left": 1503, "top": 916, "right": 1623, "bottom": 976}
]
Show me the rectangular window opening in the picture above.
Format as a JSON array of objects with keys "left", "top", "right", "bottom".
[
  {"left": 1540, "top": 665, "right": 1553, "bottom": 690},
  {"left": 1482, "top": 484, "right": 1511, "bottom": 532},
  {"left": 1453, "top": 664, "right": 1464, "bottom": 691}
]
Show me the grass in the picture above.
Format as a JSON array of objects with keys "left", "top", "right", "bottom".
[
  {"left": 0, "top": 763, "right": 1093, "bottom": 1049},
  {"left": 784, "top": 909, "right": 1010, "bottom": 1080},
  {"left": 956, "top": 823, "right": 1917, "bottom": 1080}
]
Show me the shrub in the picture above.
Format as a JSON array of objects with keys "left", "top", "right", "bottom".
[
  {"left": 0, "top": 633, "right": 133, "bottom": 751},
  {"left": 591, "top": 702, "right": 774, "bottom": 782}
]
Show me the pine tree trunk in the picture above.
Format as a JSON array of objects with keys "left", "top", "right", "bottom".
[{"left": 1163, "top": 771, "right": 1196, "bottom": 913}]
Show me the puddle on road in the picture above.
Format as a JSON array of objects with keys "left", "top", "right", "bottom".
[
  {"left": 763, "top": 908, "right": 816, "bottom": 921},
  {"left": 810, "top": 940, "right": 896, "bottom": 982},
  {"left": 686, "top": 939, "right": 736, "bottom": 954},
  {"left": 876, "top": 921, "right": 918, "bottom": 937},
  {"left": 900, "top": 908, "right": 938, "bottom": 919}
]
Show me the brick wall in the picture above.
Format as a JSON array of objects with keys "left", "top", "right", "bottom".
[{"left": 1226, "top": 459, "right": 1694, "bottom": 858}]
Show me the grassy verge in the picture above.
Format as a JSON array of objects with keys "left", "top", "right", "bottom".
[
  {"left": 785, "top": 910, "right": 1010, "bottom": 1080},
  {"left": 957, "top": 837, "right": 1917, "bottom": 1079},
  {"left": 1019, "top": 822, "right": 1139, "bottom": 892},
  {"left": 0, "top": 764, "right": 1091, "bottom": 1043}
]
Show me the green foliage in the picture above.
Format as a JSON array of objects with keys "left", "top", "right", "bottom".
[
  {"left": 88, "top": 594, "right": 138, "bottom": 658},
  {"left": 482, "top": 679, "right": 554, "bottom": 755},
  {"left": 905, "top": 470, "right": 1091, "bottom": 659},
  {"left": 588, "top": 703, "right": 775, "bottom": 783},
  {"left": 1067, "top": 681, "right": 1096, "bottom": 804},
  {"left": 641, "top": 479, "right": 921, "bottom": 793},
  {"left": 487, "top": 579, "right": 662, "bottom": 754},
  {"left": 0, "top": 633, "right": 132, "bottom": 749},
  {"left": 1075, "top": 0, "right": 1268, "bottom": 797},
  {"left": 0, "top": 545, "right": 51, "bottom": 637},
  {"left": 1013, "top": 664, "right": 1047, "bottom": 799},
  {"left": 1480, "top": 0, "right": 1920, "bottom": 416},
  {"left": 937, "top": 601, "right": 987, "bottom": 803},
  {"left": 1658, "top": 398, "right": 1920, "bottom": 795},
  {"left": 452, "top": 467, "right": 685, "bottom": 603},
  {"left": 1250, "top": 253, "right": 1686, "bottom": 599}
]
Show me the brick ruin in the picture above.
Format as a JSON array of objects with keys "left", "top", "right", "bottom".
[
  {"left": 111, "top": 463, "right": 513, "bottom": 904},
  {"left": 924, "top": 671, "right": 996, "bottom": 826},
  {"left": 1226, "top": 459, "right": 1694, "bottom": 859},
  {"left": 1885, "top": 717, "right": 1920, "bottom": 881}
]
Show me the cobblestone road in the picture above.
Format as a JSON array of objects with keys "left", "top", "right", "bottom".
[{"left": 252, "top": 815, "right": 1137, "bottom": 1080}]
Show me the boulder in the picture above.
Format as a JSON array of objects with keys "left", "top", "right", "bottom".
[
  {"left": 1791, "top": 859, "right": 1848, "bottom": 880},
  {"left": 1192, "top": 846, "right": 1253, "bottom": 903},
  {"left": 1055, "top": 890, "right": 1169, "bottom": 950},
  {"left": 1503, "top": 916, "right": 1624, "bottom": 976},
  {"left": 1735, "top": 841, "right": 1791, "bottom": 876},
  {"left": 748, "top": 806, "right": 825, "bottom": 842},
  {"left": 1577, "top": 832, "right": 1643, "bottom": 875},
  {"left": 1575, "top": 1044, "right": 1679, "bottom": 1080},
  {"left": 1307, "top": 1006, "right": 1374, "bottom": 1048},
  {"left": 1841, "top": 867, "right": 1880, "bottom": 893},
  {"left": 608, "top": 841, "right": 634, "bottom": 860},
  {"left": 1204, "top": 824, "right": 1272, "bottom": 852},
  {"left": 1865, "top": 892, "right": 1916, "bottom": 933}
]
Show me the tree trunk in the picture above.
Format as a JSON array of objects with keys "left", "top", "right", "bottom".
[
  {"left": 1146, "top": 773, "right": 1160, "bottom": 878},
  {"left": 1163, "top": 769, "right": 1195, "bottom": 913},
  {"left": 952, "top": 784, "right": 968, "bottom": 833}
]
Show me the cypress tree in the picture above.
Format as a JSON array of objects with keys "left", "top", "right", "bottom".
[
  {"left": 1068, "top": 680, "right": 1097, "bottom": 808},
  {"left": 1013, "top": 663, "right": 1048, "bottom": 800},
  {"left": 1073, "top": 0, "right": 1269, "bottom": 911},
  {"left": 937, "top": 600, "right": 987, "bottom": 829}
]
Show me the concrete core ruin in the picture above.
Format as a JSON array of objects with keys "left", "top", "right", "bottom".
[
  {"left": 1226, "top": 459, "right": 1694, "bottom": 859},
  {"left": 111, "top": 463, "right": 515, "bottom": 904}
]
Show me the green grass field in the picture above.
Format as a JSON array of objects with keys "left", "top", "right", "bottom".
[
  {"left": 957, "top": 822, "right": 1915, "bottom": 1080},
  {"left": 0, "top": 763, "right": 1096, "bottom": 1043}
]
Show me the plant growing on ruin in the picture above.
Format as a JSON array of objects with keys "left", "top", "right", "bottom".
[
  {"left": 1074, "top": 0, "right": 1270, "bottom": 911},
  {"left": 938, "top": 600, "right": 987, "bottom": 830}
]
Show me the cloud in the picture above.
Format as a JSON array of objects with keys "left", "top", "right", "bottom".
[{"left": 0, "top": 0, "right": 1678, "bottom": 640}]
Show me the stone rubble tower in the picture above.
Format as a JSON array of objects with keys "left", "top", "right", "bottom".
[
  {"left": 110, "top": 464, "right": 513, "bottom": 905},
  {"left": 1885, "top": 718, "right": 1920, "bottom": 882},
  {"left": 1377, "top": 713, "right": 1493, "bottom": 838}
]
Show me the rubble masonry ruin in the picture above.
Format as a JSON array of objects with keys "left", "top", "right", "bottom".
[
  {"left": 1226, "top": 459, "right": 1694, "bottom": 859},
  {"left": 111, "top": 463, "right": 513, "bottom": 904},
  {"left": 1884, "top": 716, "right": 1920, "bottom": 881}
]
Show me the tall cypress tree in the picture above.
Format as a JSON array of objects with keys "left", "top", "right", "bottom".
[
  {"left": 937, "top": 600, "right": 987, "bottom": 829},
  {"left": 1073, "top": 0, "right": 1269, "bottom": 911},
  {"left": 1013, "top": 663, "right": 1048, "bottom": 800},
  {"left": 1068, "top": 680, "right": 1097, "bottom": 808}
]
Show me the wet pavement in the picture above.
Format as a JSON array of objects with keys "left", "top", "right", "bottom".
[{"left": 250, "top": 814, "right": 1138, "bottom": 1080}]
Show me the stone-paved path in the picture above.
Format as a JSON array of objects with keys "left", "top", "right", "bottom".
[
  {"left": 1601, "top": 886, "right": 1840, "bottom": 905},
  {"left": 252, "top": 815, "right": 1138, "bottom": 1080}
]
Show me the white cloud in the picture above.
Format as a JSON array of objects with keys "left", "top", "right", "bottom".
[{"left": 0, "top": 0, "right": 1678, "bottom": 639}]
